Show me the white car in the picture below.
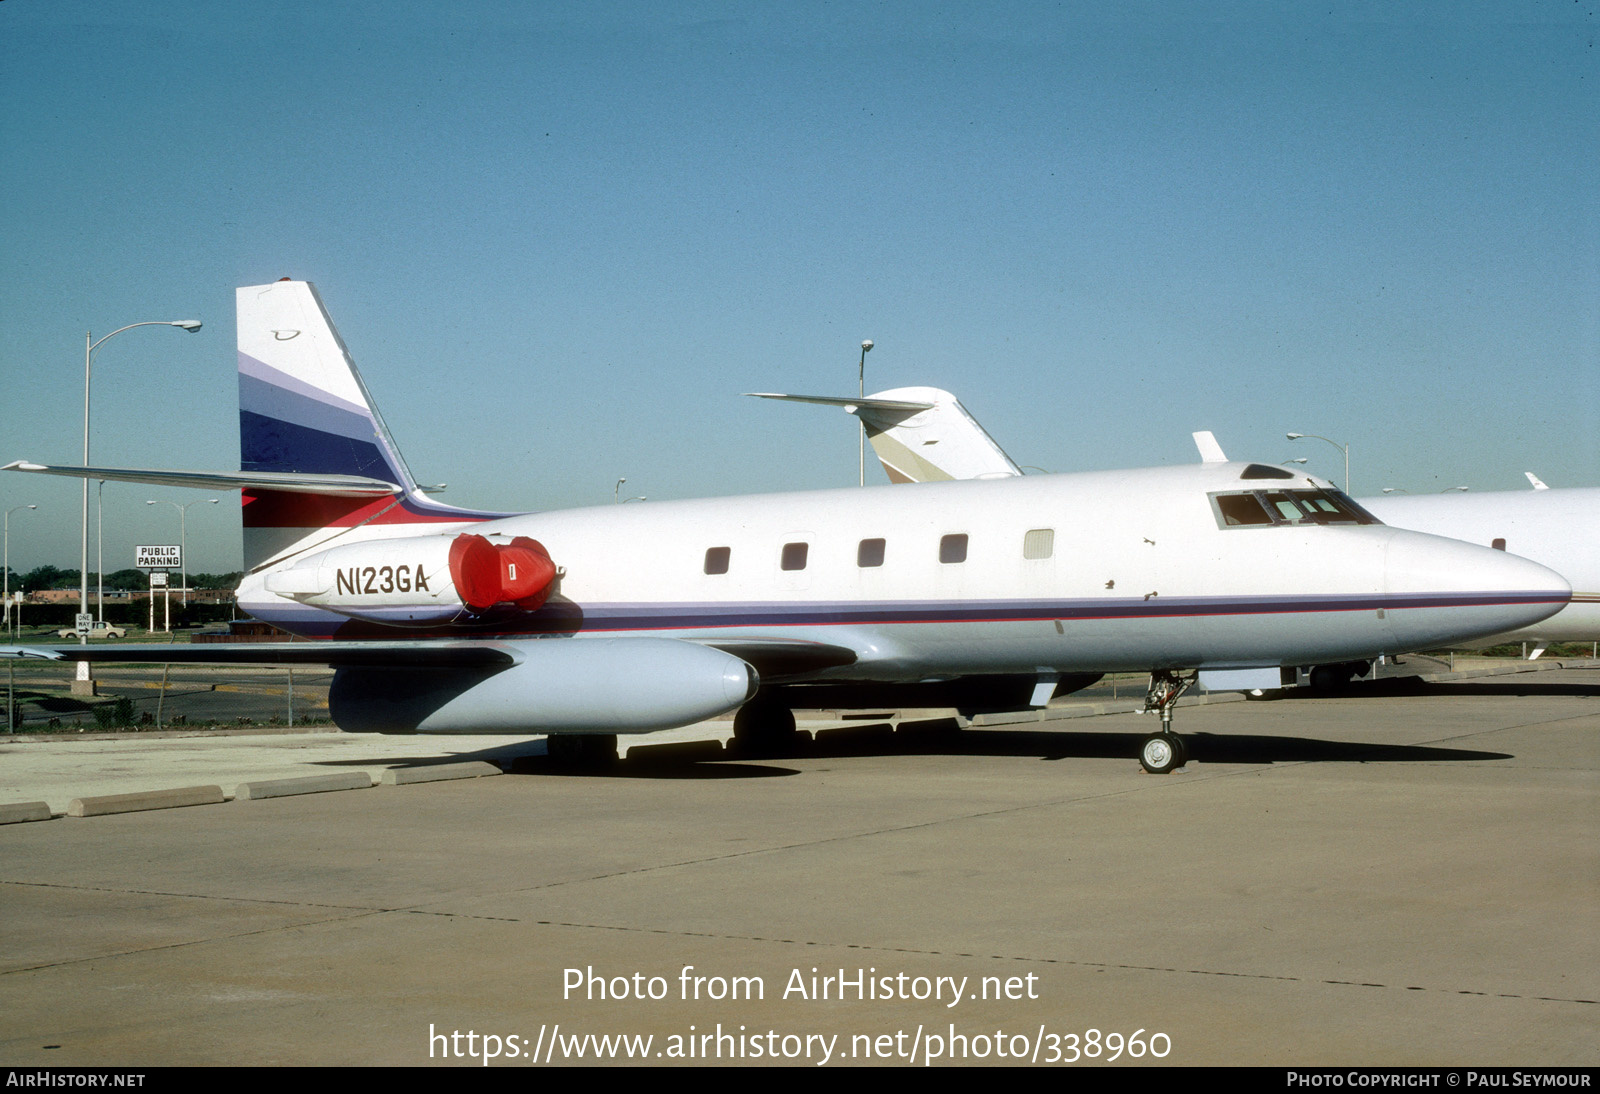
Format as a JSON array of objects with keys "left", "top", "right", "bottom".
[{"left": 55, "top": 621, "right": 127, "bottom": 639}]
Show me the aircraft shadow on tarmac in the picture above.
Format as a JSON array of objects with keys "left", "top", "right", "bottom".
[
  {"left": 1270, "top": 676, "right": 1600, "bottom": 701},
  {"left": 311, "top": 715, "right": 1512, "bottom": 780}
]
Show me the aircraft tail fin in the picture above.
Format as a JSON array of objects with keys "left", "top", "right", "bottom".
[
  {"left": 746, "top": 386, "right": 1021, "bottom": 482},
  {"left": 858, "top": 387, "right": 1021, "bottom": 482},
  {"left": 1192, "top": 431, "right": 1229, "bottom": 463},
  {"left": 237, "top": 280, "right": 505, "bottom": 570}
]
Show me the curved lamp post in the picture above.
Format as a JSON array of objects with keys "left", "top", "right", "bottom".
[
  {"left": 76, "top": 320, "right": 201, "bottom": 690},
  {"left": 146, "top": 498, "right": 218, "bottom": 607},
  {"left": 1286, "top": 432, "right": 1349, "bottom": 494},
  {"left": 857, "top": 339, "right": 873, "bottom": 487}
]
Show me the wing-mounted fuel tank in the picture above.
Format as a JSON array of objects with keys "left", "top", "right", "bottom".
[
  {"left": 330, "top": 637, "right": 760, "bottom": 734},
  {"left": 263, "top": 532, "right": 557, "bottom": 626}
]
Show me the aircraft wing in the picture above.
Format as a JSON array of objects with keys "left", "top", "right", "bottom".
[
  {"left": 1, "top": 635, "right": 859, "bottom": 737},
  {"left": 2, "top": 641, "right": 517, "bottom": 667},
  {"left": 0, "top": 636, "right": 857, "bottom": 679}
]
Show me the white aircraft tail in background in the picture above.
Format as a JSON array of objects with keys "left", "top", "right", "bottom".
[{"left": 747, "top": 387, "right": 1021, "bottom": 482}]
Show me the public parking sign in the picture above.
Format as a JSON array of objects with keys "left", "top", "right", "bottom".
[{"left": 136, "top": 545, "right": 181, "bottom": 570}]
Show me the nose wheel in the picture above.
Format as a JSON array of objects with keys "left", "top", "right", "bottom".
[{"left": 1139, "top": 670, "right": 1196, "bottom": 774}]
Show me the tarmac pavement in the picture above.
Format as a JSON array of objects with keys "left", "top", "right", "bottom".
[{"left": 0, "top": 664, "right": 1595, "bottom": 1066}]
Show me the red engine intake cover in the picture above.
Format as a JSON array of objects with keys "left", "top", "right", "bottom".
[{"left": 448, "top": 534, "right": 557, "bottom": 612}]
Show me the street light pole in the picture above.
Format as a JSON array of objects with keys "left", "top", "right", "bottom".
[
  {"left": 1286, "top": 432, "right": 1350, "bottom": 494},
  {"left": 857, "top": 339, "right": 873, "bottom": 487},
  {"left": 78, "top": 320, "right": 201, "bottom": 692},
  {"left": 147, "top": 498, "right": 217, "bottom": 608}
]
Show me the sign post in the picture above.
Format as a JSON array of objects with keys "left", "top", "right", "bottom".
[
  {"left": 150, "top": 571, "right": 170, "bottom": 633},
  {"left": 137, "top": 546, "right": 180, "bottom": 634}
]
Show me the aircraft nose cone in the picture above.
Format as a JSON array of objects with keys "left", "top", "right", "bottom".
[{"left": 1384, "top": 531, "right": 1570, "bottom": 650}]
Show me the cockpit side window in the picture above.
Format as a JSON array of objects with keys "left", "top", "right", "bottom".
[
  {"left": 1216, "top": 493, "right": 1274, "bottom": 526},
  {"left": 1263, "top": 492, "right": 1309, "bottom": 522},
  {"left": 1209, "top": 489, "right": 1380, "bottom": 530}
]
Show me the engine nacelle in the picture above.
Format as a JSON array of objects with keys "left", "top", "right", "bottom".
[
  {"left": 329, "top": 637, "right": 759, "bottom": 734},
  {"left": 263, "top": 532, "right": 556, "bottom": 626}
]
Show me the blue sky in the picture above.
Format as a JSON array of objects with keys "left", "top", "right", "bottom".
[{"left": 2, "top": 1, "right": 1594, "bottom": 573}]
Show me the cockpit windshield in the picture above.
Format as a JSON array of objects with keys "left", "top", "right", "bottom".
[{"left": 1209, "top": 488, "right": 1380, "bottom": 529}]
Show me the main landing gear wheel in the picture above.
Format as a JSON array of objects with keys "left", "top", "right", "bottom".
[
  {"left": 732, "top": 701, "right": 799, "bottom": 757},
  {"left": 546, "top": 733, "right": 618, "bottom": 768},
  {"left": 1139, "top": 733, "right": 1185, "bottom": 775}
]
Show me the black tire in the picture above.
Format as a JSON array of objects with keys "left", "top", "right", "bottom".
[
  {"left": 1139, "top": 733, "right": 1183, "bottom": 775},
  {"left": 547, "top": 733, "right": 618, "bottom": 768},
  {"left": 732, "top": 701, "right": 799, "bottom": 757}
]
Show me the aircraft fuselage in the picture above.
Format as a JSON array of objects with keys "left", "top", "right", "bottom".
[{"left": 240, "top": 461, "right": 1568, "bottom": 685}]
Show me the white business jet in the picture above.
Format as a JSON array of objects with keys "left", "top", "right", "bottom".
[{"left": 3, "top": 283, "right": 1568, "bottom": 774}]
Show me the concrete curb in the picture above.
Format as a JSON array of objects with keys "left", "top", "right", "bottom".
[
  {"left": 235, "top": 772, "right": 374, "bottom": 800},
  {"left": 381, "top": 762, "right": 502, "bottom": 785},
  {"left": 0, "top": 801, "right": 54, "bottom": 825},
  {"left": 68, "top": 785, "right": 226, "bottom": 817}
]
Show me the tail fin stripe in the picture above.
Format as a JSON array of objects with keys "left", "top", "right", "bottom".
[
  {"left": 238, "top": 352, "right": 374, "bottom": 419},
  {"left": 240, "top": 412, "right": 396, "bottom": 481},
  {"left": 240, "top": 371, "right": 378, "bottom": 445}
]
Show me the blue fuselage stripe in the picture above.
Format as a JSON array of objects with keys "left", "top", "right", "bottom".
[{"left": 245, "top": 589, "right": 1568, "bottom": 639}]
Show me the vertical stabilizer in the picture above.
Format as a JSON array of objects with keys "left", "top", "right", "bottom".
[
  {"left": 237, "top": 280, "right": 504, "bottom": 569},
  {"left": 238, "top": 281, "right": 417, "bottom": 489},
  {"left": 857, "top": 386, "right": 1021, "bottom": 482}
]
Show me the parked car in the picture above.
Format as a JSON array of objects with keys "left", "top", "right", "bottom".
[{"left": 55, "top": 621, "right": 127, "bottom": 639}]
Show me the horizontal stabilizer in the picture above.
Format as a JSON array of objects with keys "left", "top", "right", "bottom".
[
  {"left": 747, "top": 386, "right": 1020, "bottom": 483},
  {"left": 2, "top": 461, "right": 400, "bottom": 498},
  {"left": 744, "top": 392, "right": 935, "bottom": 413}
]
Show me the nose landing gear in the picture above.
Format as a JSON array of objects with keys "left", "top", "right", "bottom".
[{"left": 1139, "top": 670, "right": 1196, "bottom": 774}]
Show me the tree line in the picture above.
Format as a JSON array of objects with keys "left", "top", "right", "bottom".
[{"left": 0, "top": 566, "right": 244, "bottom": 591}]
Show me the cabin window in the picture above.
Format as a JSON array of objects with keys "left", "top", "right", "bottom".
[
  {"left": 857, "top": 538, "right": 886, "bottom": 567},
  {"left": 1492, "top": 538, "right": 1506, "bottom": 551},
  {"left": 939, "top": 534, "right": 968, "bottom": 564},
  {"left": 703, "top": 547, "right": 730, "bottom": 575},
  {"left": 781, "top": 542, "right": 809, "bottom": 571},
  {"left": 1022, "top": 528, "right": 1054, "bottom": 559}
]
